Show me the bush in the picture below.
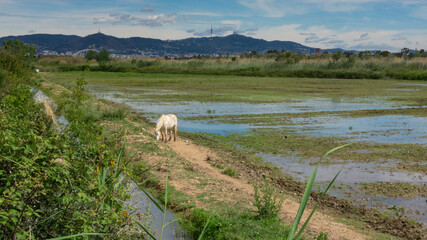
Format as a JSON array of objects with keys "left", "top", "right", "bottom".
[
  {"left": 222, "top": 167, "right": 237, "bottom": 177},
  {"left": 102, "top": 108, "right": 126, "bottom": 120},
  {"left": 253, "top": 182, "right": 284, "bottom": 219},
  {"left": 186, "top": 208, "right": 288, "bottom": 240},
  {"left": 136, "top": 60, "right": 156, "bottom": 68},
  {"left": 0, "top": 69, "right": 7, "bottom": 89},
  {"left": 0, "top": 59, "right": 131, "bottom": 239}
]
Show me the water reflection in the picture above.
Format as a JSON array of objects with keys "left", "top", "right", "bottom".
[
  {"left": 86, "top": 85, "right": 427, "bottom": 144},
  {"left": 126, "top": 181, "right": 187, "bottom": 239},
  {"left": 291, "top": 115, "right": 427, "bottom": 144},
  {"left": 258, "top": 152, "right": 427, "bottom": 225}
]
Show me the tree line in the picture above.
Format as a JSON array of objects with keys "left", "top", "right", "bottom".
[{"left": 238, "top": 48, "right": 427, "bottom": 63}]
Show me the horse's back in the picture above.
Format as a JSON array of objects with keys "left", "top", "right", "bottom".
[
  {"left": 167, "top": 114, "right": 177, "bottom": 122},
  {"left": 165, "top": 114, "right": 177, "bottom": 127}
]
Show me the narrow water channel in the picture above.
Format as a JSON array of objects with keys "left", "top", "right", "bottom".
[{"left": 32, "top": 88, "right": 186, "bottom": 239}]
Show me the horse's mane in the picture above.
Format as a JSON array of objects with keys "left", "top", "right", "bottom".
[{"left": 155, "top": 115, "right": 165, "bottom": 131}]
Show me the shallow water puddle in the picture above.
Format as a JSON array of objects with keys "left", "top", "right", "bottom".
[
  {"left": 87, "top": 85, "right": 407, "bottom": 115},
  {"left": 258, "top": 152, "right": 427, "bottom": 225},
  {"left": 290, "top": 115, "right": 427, "bottom": 144},
  {"left": 258, "top": 153, "right": 426, "bottom": 184}
]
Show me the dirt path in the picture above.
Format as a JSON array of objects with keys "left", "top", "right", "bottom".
[
  {"left": 167, "top": 138, "right": 368, "bottom": 240},
  {"left": 126, "top": 119, "right": 369, "bottom": 240}
]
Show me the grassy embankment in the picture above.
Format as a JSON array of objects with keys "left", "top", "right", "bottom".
[
  {"left": 39, "top": 70, "right": 426, "bottom": 239},
  {"left": 0, "top": 41, "right": 137, "bottom": 239},
  {"left": 36, "top": 55, "right": 427, "bottom": 80}
]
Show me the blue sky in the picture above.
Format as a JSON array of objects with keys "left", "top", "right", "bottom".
[{"left": 1, "top": 0, "right": 426, "bottom": 51}]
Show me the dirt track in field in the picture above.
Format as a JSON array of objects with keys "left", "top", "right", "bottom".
[{"left": 127, "top": 118, "right": 369, "bottom": 240}]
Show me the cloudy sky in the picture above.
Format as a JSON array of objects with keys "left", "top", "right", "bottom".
[{"left": 1, "top": 0, "right": 426, "bottom": 51}]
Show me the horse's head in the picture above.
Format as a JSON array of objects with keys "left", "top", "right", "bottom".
[{"left": 155, "top": 128, "right": 160, "bottom": 141}]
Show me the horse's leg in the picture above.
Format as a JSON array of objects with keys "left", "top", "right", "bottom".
[
  {"left": 162, "top": 128, "right": 165, "bottom": 142},
  {"left": 160, "top": 128, "right": 164, "bottom": 141},
  {"left": 164, "top": 127, "right": 168, "bottom": 142},
  {"left": 173, "top": 125, "right": 177, "bottom": 141}
]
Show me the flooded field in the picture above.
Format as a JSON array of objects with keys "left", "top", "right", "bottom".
[
  {"left": 88, "top": 84, "right": 427, "bottom": 144},
  {"left": 68, "top": 73, "right": 426, "bottom": 226}
]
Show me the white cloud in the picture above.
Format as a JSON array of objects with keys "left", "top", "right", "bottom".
[
  {"left": 253, "top": 24, "right": 427, "bottom": 51},
  {"left": 179, "top": 11, "right": 222, "bottom": 17},
  {"left": 93, "top": 17, "right": 108, "bottom": 24},
  {"left": 354, "top": 33, "right": 369, "bottom": 41},
  {"left": 238, "top": 0, "right": 426, "bottom": 16},
  {"left": 140, "top": 8, "right": 155, "bottom": 13},
  {"left": 221, "top": 20, "right": 242, "bottom": 28},
  {"left": 189, "top": 23, "right": 257, "bottom": 37},
  {"left": 93, "top": 13, "right": 188, "bottom": 27},
  {"left": 237, "top": 0, "right": 304, "bottom": 17}
]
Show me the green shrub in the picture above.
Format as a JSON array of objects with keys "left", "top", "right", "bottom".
[
  {"left": 0, "top": 52, "right": 133, "bottom": 238},
  {"left": 0, "top": 69, "right": 7, "bottom": 89},
  {"left": 253, "top": 182, "right": 284, "bottom": 219},
  {"left": 186, "top": 208, "right": 289, "bottom": 240},
  {"left": 102, "top": 108, "right": 126, "bottom": 120},
  {"left": 0, "top": 84, "right": 131, "bottom": 239},
  {"left": 222, "top": 167, "right": 237, "bottom": 177},
  {"left": 316, "top": 232, "right": 329, "bottom": 240},
  {"left": 137, "top": 60, "right": 157, "bottom": 68}
]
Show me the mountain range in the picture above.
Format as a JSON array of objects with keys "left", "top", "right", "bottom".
[{"left": 0, "top": 32, "right": 348, "bottom": 57}]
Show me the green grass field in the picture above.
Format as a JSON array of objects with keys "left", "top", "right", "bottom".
[{"left": 42, "top": 71, "right": 427, "bottom": 105}]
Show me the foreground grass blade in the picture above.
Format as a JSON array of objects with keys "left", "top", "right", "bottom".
[
  {"left": 160, "top": 174, "right": 169, "bottom": 240},
  {"left": 34, "top": 210, "right": 64, "bottom": 230},
  {"left": 198, "top": 214, "right": 212, "bottom": 240},
  {"left": 287, "top": 165, "right": 318, "bottom": 240},
  {"left": 286, "top": 143, "right": 350, "bottom": 240},
  {"left": 320, "top": 143, "right": 352, "bottom": 163},
  {"left": 115, "top": 133, "right": 126, "bottom": 172},
  {"left": 294, "top": 169, "right": 342, "bottom": 239},
  {"left": 135, "top": 220, "right": 157, "bottom": 240},
  {"left": 48, "top": 233, "right": 106, "bottom": 240},
  {"left": 163, "top": 218, "right": 181, "bottom": 228},
  {"left": 131, "top": 176, "right": 164, "bottom": 213}
]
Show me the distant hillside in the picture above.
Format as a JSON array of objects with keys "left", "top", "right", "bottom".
[{"left": 0, "top": 32, "right": 348, "bottom": 56}]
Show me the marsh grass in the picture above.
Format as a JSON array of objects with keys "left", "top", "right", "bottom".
[
  {"left": 186, "top": 107, "right": 427, "bottom": 123},
  {"left": 358, "top": 182, "right": 427, "bottom": 199},
  {"left": 185, "top": 208, "right": 289, "bottom": 240},
  {"left": 41, "top": 71, "right": 427, "bottom": 107},
  {"left": 222, "top": 167, "right": 238, "bottom": 177},
  {"left": 38, "top": 56, "right": 427, "bottom": 80},
  {"left": 155, "top": 57, "right": 427, "bottom": 72},
  {"left": 221, "top": 130, "right": 427, "bottom": 166}
]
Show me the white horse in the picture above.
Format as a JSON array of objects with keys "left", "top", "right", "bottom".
[{"left": 155, "top": 114, "right": 178, "bottom": 142}]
